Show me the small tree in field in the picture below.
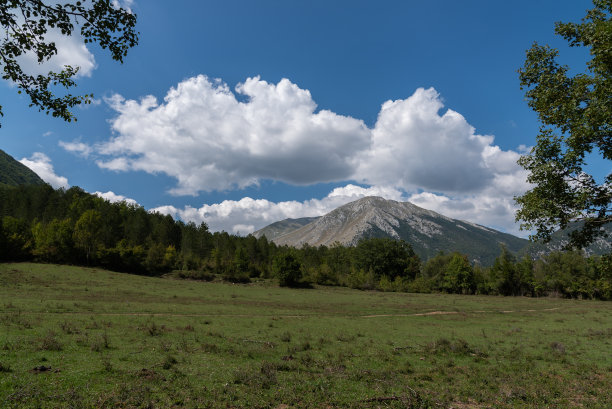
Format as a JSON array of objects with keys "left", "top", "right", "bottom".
[{"left": 273, "top": 252, "right": 302, "bottom": 287}]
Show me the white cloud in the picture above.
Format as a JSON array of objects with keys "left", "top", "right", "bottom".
[
  {"left": 94, "top": 78, "right": 524, "bottom": 197},
  {"left": 59, "top": 140, "right": 93, "bottom": 158},
  {"left": 356, "top": 87, "right": 509, "bottom": 193},
  {"left": 81, "top": 75, "right": 530, "bottom": 233},
  {"left": 94, "top": 191, "right": 138, "bottom": 206},
  {"left": 19, "top": 152, "right": 69, "bottom": 189},
  {"left": 97, "top": 75, "right": 370, "bottom": 194},
  {"left": 152, "top": 184, "right": 408, "bottom": 234},
  {"left": 96, "top": 157, "right": 130, "bottom": 171},
  {"left": 152, "top": 183, "right": 528, "bottom": 236},
  {"left": 112, "top": 0, "right": 134, "bottom": 12}
]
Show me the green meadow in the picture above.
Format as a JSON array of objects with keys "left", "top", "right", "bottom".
[{"left": 1, "top": 263, "right": 611, "bottom": 408}]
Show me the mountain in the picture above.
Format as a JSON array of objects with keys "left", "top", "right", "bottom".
[
  {"left": 0, "top": 149, "right": 45, "bottom": 187},
  {"left": 521, "top": 222, "right": 612, "bottom": 257},
  {"left": 267, "top": 196, "right": 529, "bottom": 265},
  {"left": 252, "top": 217, "right": 319, "bottom": 241}
]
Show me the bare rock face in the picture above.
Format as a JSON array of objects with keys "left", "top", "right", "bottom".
[
  {"left": 264, "top": 196, "right": 528, "bottom": 265},
  {"left": 274, "top": 197, "right": 444, "bottom": 247}
]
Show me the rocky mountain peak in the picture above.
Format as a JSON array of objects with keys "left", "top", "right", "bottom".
[{"left": 265, "top": 196, "right": 529, "bottom": 265}]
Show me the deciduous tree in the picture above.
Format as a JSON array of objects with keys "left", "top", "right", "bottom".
[
  {"left": 516, "top": 0, "right": 611, "bottom": 248},
  {"left": 73, "top": 209, "right": 102, "bottom": 263}
]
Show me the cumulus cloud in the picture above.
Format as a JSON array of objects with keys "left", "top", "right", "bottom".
[
  {"left": 74, "top": 75, "right": 529, "bottom": 233},
  {"left": 151, "top": 184, "right": 406, "bottom": 234},
  {"left": 19, "top": 152, "right": 69, "bottom": 189},
  {"left": 357, "top": 88, "right": 497, "bottom": 192},
  {"left": 91, "top": 78, "right": 524, "bottom": 197},
  {"left": 94, "top": 191, "right": 138, "bottom": 205},
  {"left": 96, "top": 75, "right": 370, "bottom": 194}
]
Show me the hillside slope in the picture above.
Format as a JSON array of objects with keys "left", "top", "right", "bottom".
[{"left": 0, "top": 149, "right": 45, "bottom": 186}]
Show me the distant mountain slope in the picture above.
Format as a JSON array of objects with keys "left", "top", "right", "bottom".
[
  {"left": 521, "top": 222, "right": 612, "bottom": 257},
  {"left": 252, "top": 217, "right": 319, "bottom": 241},
  {"left": 272, "top": 196, "right": 528, "bottom": 265},
  {"left": 0, "top": 149, "right": 45, "bottom": 186}
]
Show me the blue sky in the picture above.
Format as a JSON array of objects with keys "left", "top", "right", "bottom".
[{"left": 2, "top": 0, "right": 606, "bottom": 235}]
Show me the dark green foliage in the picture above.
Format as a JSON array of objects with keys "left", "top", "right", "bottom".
[
  {"left": 533, "top": 250, "right": 608, "bottom": 298},
  {"left": 0, "top": 216, "right": 32, "bottom": 261},
  {"left": 145, "top": 243, "right": 169, "bottom": 275},
  {"left": 0, "top": 149, "right": 45, "bottom": 186},
  {"left": 421, "top": 252, "right": 477, "bottom": 294},
  {"left": 223, "top": 246, "right": 252, "bottom": 283},
  {"left": 31, "top": 218, "right": 73, "bottom": 262},
  {"left": 440, "top": 253, "right": 476, "bottom": 294},
  {"left": 355, "top": 238, "right": 420, "bottom": 280},
  {"left": 274, "top": 252, "right": 303, "bottom": 287},
  {"left": 491, "top": 247, "right": 535, "bottom": 296},
  {"left": 516, "top": 0, "right": 612, "bottom": 248},
  {"left": 0, "top": 184, "right": 193, "bottom": 274},
  {"left": 0, "top": 1, "right": 138, "bottom": 125}
]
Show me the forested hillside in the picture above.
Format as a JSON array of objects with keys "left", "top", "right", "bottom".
[
  {"left": 0, "top": 149, "right": 45, "bottom": 186},
  {"left": 0, "top": 183, "right": 610, "bottom": 299}
]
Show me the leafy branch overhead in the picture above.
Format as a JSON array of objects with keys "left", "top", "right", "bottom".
[
  {"left": 0, "top": 0, "right": 138, "bottom": 125},
  {"left": 516, "top": 0, "right": 611, "bottom": 249}
]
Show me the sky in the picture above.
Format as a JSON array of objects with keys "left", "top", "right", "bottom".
[{"left": 1, "top": 0, "right": 607, "bottom": 236}]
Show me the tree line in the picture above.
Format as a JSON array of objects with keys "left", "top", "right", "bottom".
[{"left": 0, "top": 184, "right": 610, "bottom": 300}]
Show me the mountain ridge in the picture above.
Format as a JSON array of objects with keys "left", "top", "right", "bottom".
[
  {"left": 256, "top": 196, "right": 529, "bottom": 265},
  {"left": 254, "top": 197, "right": 611, "bottom": 264}
]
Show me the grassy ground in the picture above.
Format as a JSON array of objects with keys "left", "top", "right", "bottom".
[{"left": 0, "top": 263, "right": 611, "bottom": 408}]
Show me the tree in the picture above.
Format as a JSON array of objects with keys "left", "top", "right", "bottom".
[
  {"left": 441, "top": 253, "right": 476, "bottom": 295},
  {"left": 355, "top": 238, "right": 420, "bottom": 280},
  {"left": 31, "top": 218, "right": 73, "bottom": 262},
  {"left": 516, "top": 0, "right": 611, "bottom": 248},
  {"left": 1, "top": 215, "right": 32, "bottom": 260},
  {"left": 73, "top": 209, "right": 102, "bottom": 263},
  {"left": 273, "top": 252, "right": 303, "bottom": 288},
  {"left": 0, "top": 0, "right": 138, "bottom": 125}
]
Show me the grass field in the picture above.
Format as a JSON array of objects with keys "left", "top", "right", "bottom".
[{"left": 0, "top": 263, "right": 611, "bottom": 408}]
